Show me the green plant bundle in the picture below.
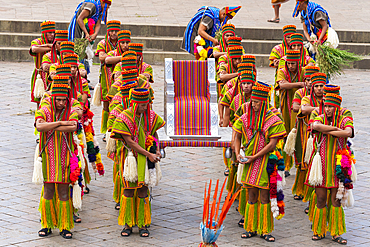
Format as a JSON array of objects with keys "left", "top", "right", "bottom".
[
  {"left": 74, "top": 38, "right": 89, "bottom": 61},
  {"left": 315, "top": 44, "right": 362, "bottom": 80},
  {"left": 215, "top": 29, "right": 222, "bottom": 42}
]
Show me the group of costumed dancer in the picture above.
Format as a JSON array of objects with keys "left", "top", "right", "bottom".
[
  {"left": 28, "top": 0, "right": 356, "bottom": 245},
  {"left": 183, "top": 1, "right": 356, "bottom": 246}
]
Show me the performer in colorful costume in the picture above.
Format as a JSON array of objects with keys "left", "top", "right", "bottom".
[
  {"left": 111, "top": 88, "right": 165, "bottom": 237},
  {"left": 35, "top": 77, "right": 78, "bottom": 239},
  {"left": 100, "top": 30, "right": 131, "bottom": 135},
  {"left": 113, "top": 43, "right": 154, "bottom": 83},
  {"left": 270, "top": 25, "right": 296, "bottom": 108},
  {"left": 107, "top": 72, "right": 138, "bottom": 210},
  {"left": 276, "top": 50, "right": 305, "bottom": 173},
  {"left": 305, "top": 92, "right": 354, "bottom": 244},
  {"left": 41, "top": 30, "right": 69, "bottom": 83},
  {"left": 181, "top": 6, "right": 241, "bottom": 55},
  {"left": 95, "top": 20, "right": 121, "bottom": 64},
  {"left": 290, "top": 69, "right": 322, "bottom": 202},
  {"left": 68, "top": 0, "right": 112, "bottom": 42},
  {"left": 292, "top": 0, "right": 332, "bottom": 47},
  {"left": 29, "top": 21, "right": 55, "bottom": 104},
  {"left": 278, "top": 33, "right": 315, "bottom": 70},
  {"left": 233, "top": 83, "right": 286, "bottom": 242}
]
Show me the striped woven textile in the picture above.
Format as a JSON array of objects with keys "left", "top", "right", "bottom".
[
  {"left": 173, "top": 60, "right": 210, "bottom": 135},
  {"left": 159, "top": 140, "right": 230, "bottom": 148}
]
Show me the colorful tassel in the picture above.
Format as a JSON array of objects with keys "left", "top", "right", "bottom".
[
  {"left": 39, "top": 197, "right": 57, "bottom": 229},
  {"left": 123, "top": 151, "right": 138, "bottom": 182},
  {"left": 32, "top": 143, "right": 43, "bottom": 185},
  {"left": 34, "top": 74, "right": 45, "bottom": 99},
  {"left": 136, "top": 196, "right": 151, "bottom": 228},
  {"left": 284, "top": 127, "right": 297, "bottom": 156},
  {"left": 344, "top": 189, "right": 354, "bottom": 208},
  {"left": 312, "top": 206, "right": 327, "bottom": 237},
  {"left": 244, "top": 202, "right": 259, "bottom": 232},
  {"left": 328, "top": 205, "right": 346, "bottom": 236},
  {"left": 118, "top": 195, "right": 135, "bottom": 227},
  {"left": 105, "top": 131, "right": 116, "bottom": 152},
  {"left": 308, "top": 151, "right": 323, "bottom": 186},
  {"left": 72, "top": 182, "right": 82, "bottom": 210},
  {"left": 92, "top": 82, "right": 101, "bottom": 106},
  {"left": 57, "top": 200, "right": 74, "bottom": 231},
  {"left": 304, "top": 135, "right": 314, "bottom": 163},
  {"left": 258, "top": 202, "right": 273, "bottom": 235}
]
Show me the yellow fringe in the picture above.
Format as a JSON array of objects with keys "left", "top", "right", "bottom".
[
  {"left": 40, "top": 197, "right": 57, "bottom": 229},
  {"left": 328, "top": 205, "right": 346, "bottom": 236},
  {"left": 312, "top": 206, "right": 327, "bottom": 237},
  {"left": 308, "top": 192, "right": 317, "bottom": 222},
  {"left": 143, "top": 197, "right": 151, "bottom": 227},
  {"left": 258, "top": 203, "right": 273, "bottom": 235},
  {"left": 244, "top": 202, "right": 259, "bottom": 232},
  {"left": 58, "top": 200, "right": 74, "bottom": 231},
  {"left": 118, "top": 195, "right": 135, "bottom": 227}
]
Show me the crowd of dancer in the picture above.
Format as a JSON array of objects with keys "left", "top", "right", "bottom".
[{"left": 29, "top": 0, "right": 355, "bottom": 245}]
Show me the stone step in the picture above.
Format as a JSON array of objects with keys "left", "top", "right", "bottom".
[
  {"left": 1, "top": 47, "right": 369, "bottom": 69},
  {"left": 2, "top": 32, "right": 370, "bottom": 56},
  {"left": 1, "top": 19, "right": 370, "bottom": 43}
]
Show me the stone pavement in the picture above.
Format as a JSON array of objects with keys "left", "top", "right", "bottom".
[
  {"left": 0, "top": 62, "right": 370, "bottom": 247},
  {"left": 0, "top": 0, "right": 369, "bottom": 31}
]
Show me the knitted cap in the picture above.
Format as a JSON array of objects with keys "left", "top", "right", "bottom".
[
  {"left": 63, "top": 53, "right": 79, "bottom": 66},
  {"left": 51, "top": 76, "right": 70, "bottom": 97},
  {"left": 282, "top": 25, "right": 296, "bottom": 36},
  {"left": 324, "top": 84, "right": 340, "bottom": 95},
  {"left": 240, "top": 71, "right": 256, "bottom": 84},
  {"left": 129, "top": 43, "right": 143, "bottom": 56},
  {"left": 130, "top": 88, "right": 150, "bottom": 104},
  {"left": 120, "top": 80, "right": 138, "bottom": 97},
  {"left": 54, "top": 30, "right": 69, "bottom": 42},
  {"left": 290, "top": 33, "right": 304, "bottom": 46},
  {"left": 56, "top": 64, "right": 72, "bottom": 77},
  {"left": 41, "top": 21, "right": 56, "bottom": 33},
  {"left": 251, "top": 85, "right": 270, "bottom": 101},
  {"left": 121, "top": 69, "right": 138, "bottom": 83},
  {"left": 324, "top": 93, "right": 342, "bottom": 108},
  {"left": 311, "top": 72, "right": 326, "bottom": 86},
  {"left": 227, "top": 36, "right": 242, "bottom": 47},
  {"left": 121, "top": 56, "right": 137, "bottom": 71},
  {"left": 60, "top": 41, "right": 75, "bottom": 54},
  {"left": 237, "top": 63, "right": 254, "bottom": 73},
  {"left": 118, "top": 30, "right": 131, "bottom": 43},
  {"left": 304, "top": 66, "right": 320, "bottom": 78},
  {"left": 122, "top": 50, "right": 136, "bottom": 58},
  {"left": 107, "top": 20, "right": 121, "bottom": 32},
  {"left": 286, "top": 50, "right": 300, "bottom": 61},
  {"left": 222, "top": 24, "right": 235, "bottom": 35},
  {"left": 241, "top": 55, "right": 256, "bottom": 65},
  {"left": 228, "top": 46, "right": 243, "bottom": 59}
]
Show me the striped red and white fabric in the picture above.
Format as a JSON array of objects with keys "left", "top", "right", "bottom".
[{"left": 173, "top": 60, "right": 210, "bottom": 135}]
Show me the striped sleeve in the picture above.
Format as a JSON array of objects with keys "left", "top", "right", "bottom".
[{"left": 232, "top": 118, "right": 243, "bottom": 134}]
